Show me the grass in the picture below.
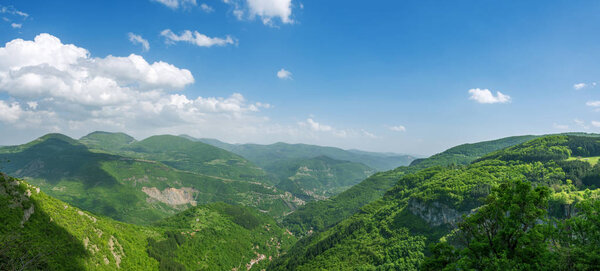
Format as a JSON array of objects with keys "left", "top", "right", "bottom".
[{"left": 567, "top": 156, "right": 600, "bottom": 166}]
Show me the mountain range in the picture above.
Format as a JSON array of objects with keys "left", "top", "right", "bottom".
[{"left": 4, "top": 132, "right": 600, "bottom": 270}]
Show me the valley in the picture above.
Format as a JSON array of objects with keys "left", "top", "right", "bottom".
[
  {"left": 6, "top": 131, "right": 600, "bottom": 270},
  {"left": 1, "top": 2, "right": 596, "bottom": 270}
]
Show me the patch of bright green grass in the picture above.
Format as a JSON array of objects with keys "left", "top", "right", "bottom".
[{"left": 567, "top": 156, "right": 600, "bottom": 166}]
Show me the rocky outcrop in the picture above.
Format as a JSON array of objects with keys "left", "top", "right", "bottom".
[
  {"left": 21, "top": 205, "right": 34, "bottom": 227},
  {"left": 142, "top": 187, "right": 198, "bottom": 206},
  {"left": 108, "top": 235, "right": 124, "bottom": 268},
  {"left": 407, "top": 198, "right": 473, "bottom": 227}
]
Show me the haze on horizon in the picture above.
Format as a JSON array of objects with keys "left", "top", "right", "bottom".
[{"left": 1, "top": 0, "right": 599, "bottom": 156}]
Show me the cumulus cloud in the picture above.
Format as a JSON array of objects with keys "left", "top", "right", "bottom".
[
  {"left": 161, "top": 29, "right": 236, "bottom": 47},
  {"left": 0, "top": 33, "right": 384, "bottom": 153},
  {"left": 468, "top": 88, "right": 511, "bottom": 104},
  {"left": 200, "top": 3, "right": 214, "bottom": 12},
  {"left": 277, "top": 68, "right": 292, "bottom": 80},
  {"left": 128, "top": 33, "right": 150, "bottom": 52},
  {"left": 10, "top": 23, "right": 21, "bottom": 29},
  {"left": 247, "top": 0, "right": 293, "bottom": 24},
  {"left": 0, "top": 33, "right": 274, "bottom": 138},
  {"left": 152, "top": 0, "right": 197, "bottom": 9},
  {"left": 0, "top": 33, "right": 193, "bottom": 104},
  {"left": 224, "top": 0, "right": 294, "bottom": 26},
  {"left": 388, "top": 125, "right": 406, "bottom": 132}
]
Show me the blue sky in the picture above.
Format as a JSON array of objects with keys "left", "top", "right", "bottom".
[{"left": 0, "top": 0, "right": 599, "bottom": 155}]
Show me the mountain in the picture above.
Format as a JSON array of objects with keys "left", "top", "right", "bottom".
[
  {"left": 270, "top": 135, "right": 600, "bottom": 270},
  {"left": 282, "top": 134, "right": 539, "bottom": 235},
  {"left": 408, "top": 135, "right": 539, "bottom": 168},
  {"left": 83, "top": 133, "right": 273, "bottom": 184},
  {"left": 268, "top": 155, "right": 375, "bottom": 200},
  {"left": 185, "top": 136, "right": 417, "bottom": 171},
  {"left": 0, "top": 134, "right": 302, "bottom": 224},
  {"left": 79, "top": 131, "right": 137, "bottom": 152},
  {"left": 0, "top": 173, "right": 295, "bottom": 270}
]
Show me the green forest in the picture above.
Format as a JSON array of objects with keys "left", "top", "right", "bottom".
[{"left": 4, "top": 133, "right": 600, "bottom": 270}]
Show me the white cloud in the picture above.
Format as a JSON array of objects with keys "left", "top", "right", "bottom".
[
  {"left": 152, "top": 0, "right": 197, "bottom": 9},
  {"left": 574, "top": 83, "right": 587, "bottom": 90},
  {"left": 223, "top": 0, "right": 293, "bottom": 26},
  {"left": 0, "top": 6, "right": 28, "bottom": 18},
  {"left": 128, "top": 33, "right": 150, "bottom": 52},
  {"left": 0, "top": 34, "right": 278, "bottom": 141},
  {"left": 200, "top": 3, "right": 214, "bottom": 12},
  {"left": 0, "top": 33, "right": 390, "bottom": 153},
  {"left": 0, "top": 101, "right": 23, "bottom": 123},
  {"left": 388, "top": 125, "right": 406, "bottom": 132},
  {"left": 361, "top": 129, "right": 377, "bottom": 139},
  {"left": 0, "top": 34, "right": 194, "bottom": 108},
  {"left": 277, "top": 68, "right": 292, "bottom": 80},
  {"left": 247, "top": 0, "right": 293, "bottom": 25},
  {"left": 27, "top": 101, "right": 38, "bottom": 109},
  {"left": 2, "top": 6, "right": 27, "bottom": 29},
  {"left": 586, "top": 101, "right": 600, "bottom": 107},
  {"left": 553, "top": 123, "right": 569, "bottom": 130},
  {"left": 468, "top": 88, "right": 511, "bottom": 104},
  {"left": 574, "top": 82, "right": 597, "bottom": 90},
  {"left": 303, "top": 118, "right": 332, "bottom": 132},
  {"left": 296, "top": 118, "right": 376, "bottom": 139},
  {"left": 161, "top": 29, "right": 236, "bottom": 47},
  {"left": 0, "top": 34, "right": 253, "bottom": 126},
  {"left": 592, "top": 121, "right": 600, "bottom": 128}
]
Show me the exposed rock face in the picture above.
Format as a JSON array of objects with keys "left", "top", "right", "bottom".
[
  {"left": 407, "top": 198, "right": 472, "bottom": 227},
  {"left": 108, "top": 235, "right": 124, "bottom": 268},
  {"left": 142, "top": 187, "right": 198, "bottom": 206},
  {"left": 21, "top": 205, "right": 34, "bottom": 227}
]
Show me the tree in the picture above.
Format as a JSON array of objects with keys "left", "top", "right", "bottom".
[
  {"left": 424, "top": 180, "right": 554, "bottom": 270},
  {"left": 553, "top": 199, "right": 600, "bottom": 270}
]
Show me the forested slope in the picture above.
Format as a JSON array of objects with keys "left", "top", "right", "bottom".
[
  {"left": 0, "top": 134, "right": 300, "bottom": 224},
  {"left": 0, "top": 173, "right": 295, "bottom": 270},
  {"left": 282, "top": 135, "right": 538, "bottom": 235},
  {"left": 271, "top": 135, "right": 600, "bottom": 270}
]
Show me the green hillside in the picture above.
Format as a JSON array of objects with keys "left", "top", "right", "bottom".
[
  {"left": 149, "top": 202, "right": 296, "bottom": 270},
  {"left": 0, "top": 173, "right": 295, "bottom": 270},
  {"left": 282, "top": 135, "right": 538, "bottom": 235},
  {"left": 0, "top": 172, "right": 160, "bottom": 270},
  {"left": 408, "top": 135, "right": 538, "bottom": 168},
  {"left": 0, "top": 134, "right": 301, "bottom": 224},
  {"left": 270, "top": 135, "right": 600, "bottom": 270},
  {"left": 188, "top": 137, "right": 417, "bottom": 171},
  {"left": 81, "top": 133, "right": 273, "bottom": 184},
  {"left": 79, "top": 131, "right": 137, "bottom": 152},
  {"left": 267, "top": 155, "right": 375, "bottom": 200}
]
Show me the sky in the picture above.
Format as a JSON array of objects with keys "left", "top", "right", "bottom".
[{"left": 1, "top": 0, "right": 600, "bottom": 156}]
